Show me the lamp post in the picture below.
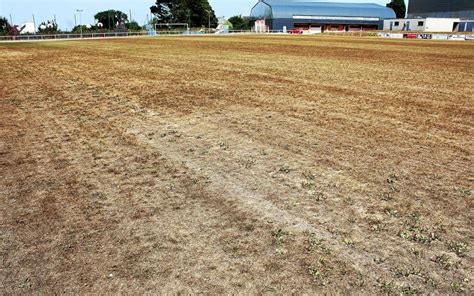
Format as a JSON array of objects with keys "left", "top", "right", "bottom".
[
  {"left": 206, "top": 10, "right": 211, "bottom": 33},
  {"left": 76, "top": 9, "right": 83, "bottom": 38},
  {"left": 33, "top": 14, "right": 37, "bottom": 34}
]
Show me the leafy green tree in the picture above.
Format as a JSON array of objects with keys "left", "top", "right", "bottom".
[
  {"left": 71, "top": 25, "right": 96, "bottom": 34},
  {"left": 150, "top": 0, "right": 173, "bottom": 23},
  {"left": 94, "top": 10, "right": 128, "bottom": 30},
  {"left": 126, "top": 21, "right": 143, "bottom": 31},
  {"left": 0, "top": 16, "right": 11, "bottom": 35},
  {"left": 386, "top": 0, "right": 406, "bottom": 18},
  {"left": 37, "top": 20, "right": 59, "bottom": 34},
  {"left": 228, "top": 15, "right": 251, "bottom": 31},
  {"left": 150, "top": 0, "right": 217, "bottom": 28}
]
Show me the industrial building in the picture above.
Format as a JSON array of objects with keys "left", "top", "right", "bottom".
[
  {"left": 250, "top": 0, "right": 396, "bottom": 32},
  {"left": 408, "top": 0, "right": 474, "bottom": 19},
  {"left": 383, "top": 17, "right": 474, "bottom": 32}
]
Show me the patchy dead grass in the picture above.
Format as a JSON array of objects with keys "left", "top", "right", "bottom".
[{"left": 0, "top": 35, "right": 473, "bottom": 294}]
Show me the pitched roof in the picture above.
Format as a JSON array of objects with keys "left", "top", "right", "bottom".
[{"left": 251, "top": 0, "right": 396, "bottom": 19}]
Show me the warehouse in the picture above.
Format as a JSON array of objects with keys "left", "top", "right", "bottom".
[
  {"left": 250, "top": 0, "right": 396, "bottom": 32},
  {"left": 408, "top": 0, "right": 474, "bottom": 19}
]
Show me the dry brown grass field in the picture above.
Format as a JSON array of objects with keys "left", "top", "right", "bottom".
[{"left": 0, "top": 35, "right": 473, "bottom": 294}]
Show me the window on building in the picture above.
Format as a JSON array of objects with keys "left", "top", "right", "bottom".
[
  {"left": 418, "top": 21, "right": 424, "bottom": 26},
  {"left": 394, "top": 21, "right": 399, "bottom": 26}
]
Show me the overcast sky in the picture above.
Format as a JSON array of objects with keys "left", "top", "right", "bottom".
[{"left": 1, "top": 0, "right": 390, "bottom": 30}]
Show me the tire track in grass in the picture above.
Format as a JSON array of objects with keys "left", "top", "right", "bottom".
[{"left": 121, "top": 103, "right": 391, "bottom": 279}]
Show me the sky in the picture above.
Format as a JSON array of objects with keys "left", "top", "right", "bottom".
[{"left": 1, "top": 0, "right": 389, "bottom": 31}]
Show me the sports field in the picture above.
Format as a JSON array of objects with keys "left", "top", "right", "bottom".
[{"left": 1, "top": 36, "right": 473, "bottom": 294}]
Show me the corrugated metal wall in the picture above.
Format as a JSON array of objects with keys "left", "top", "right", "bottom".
[{"left": 409, "top": 0, "right": 474, "bottom": 13}]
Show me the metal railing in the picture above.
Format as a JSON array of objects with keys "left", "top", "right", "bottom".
[
  {"left": 0, "top": 31, "right": 150, "bottom": 41},
  {"left": 4, "top": 29, "right": 470, "bottom": 42},
  {"left": 0, "top": 30, "right": 294, "bottom": 41}
]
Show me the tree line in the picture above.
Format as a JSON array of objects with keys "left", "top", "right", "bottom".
[
  {"left": 150, "top": 0, "right": 218, "bottom": 28},
  {"left": 0, "top": 10, "right": 142, "bottom": 36}
]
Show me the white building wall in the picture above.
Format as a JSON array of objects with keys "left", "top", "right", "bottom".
[
  {"left": 424, "top": 18, "right": 459, "bottom": 32},
  {"left": 383, "top": 19, "right": 426, "bottom": 31},
  {"left": 383, "top": 18, "right": 460, "bottom": 32}
]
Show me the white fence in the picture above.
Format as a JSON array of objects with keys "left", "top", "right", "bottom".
[
  {"left": 0, "top": 30, "right": 291, "bottom": 42},
  {"left": 0, "top": 31, "right": 154, "bottom": 41},
  {"left": 2, "top": 30, "right": 473, "bottom": 42}
]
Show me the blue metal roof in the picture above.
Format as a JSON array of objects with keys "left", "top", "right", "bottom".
[{"left": 251, "top": 0, "right": 396, "bottom": 19}]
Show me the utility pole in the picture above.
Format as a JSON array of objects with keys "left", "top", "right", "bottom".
[
  {"left": 76, "top": 9, "right": 83, "bottom": 38},
  {"left": 9, "top": 14, "right": 13, "bottom": 25},
  {"left": 32, "top": 14, "right": 36, "bottom": 34},
  {"left": 206, "top": 10, "right": 211, "bottom": 33},
  {"left": 74, "top": 14, "right": 77, "bottom": 27},
  {"left": 186, "top": 10, "right": 190, "bottom": 28},
  {"left": 129, "top": 9, "right": 132, "bottom": 22}
]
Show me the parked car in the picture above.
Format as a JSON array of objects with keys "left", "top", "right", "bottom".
[{"left": 288, "top": 28, "right": 303, "bottom": 34}]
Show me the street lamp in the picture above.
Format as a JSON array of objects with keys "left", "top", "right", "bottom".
[
  {"left": 76, "top": 9, "right": 83, "bottom": 38},
  {"left": 205, "top": 9, "right": 211, "bottom": 33}
]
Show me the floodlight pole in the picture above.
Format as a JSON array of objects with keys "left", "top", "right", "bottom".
[
  {"left": 32, "top": 14, "right": 37, "bottom": 34},
  {"left": 206, "top": 9, "right": 211, "bottom": 33},
  {"left": 76, "top": 9, "right": 83, "bottom": 38}
]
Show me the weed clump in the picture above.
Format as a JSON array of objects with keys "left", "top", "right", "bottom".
[
  {"left": 271, "top": 228, "right": 288, "bottom": 245},
  {"left": 305, "top": 233, "right": 331, "bottom": 254},
  {"left": 399, "top": 213, "right": 442, "bottom": 244},
  {"left": 447, "top": 240, "right": 469, "bottom": 257}
]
